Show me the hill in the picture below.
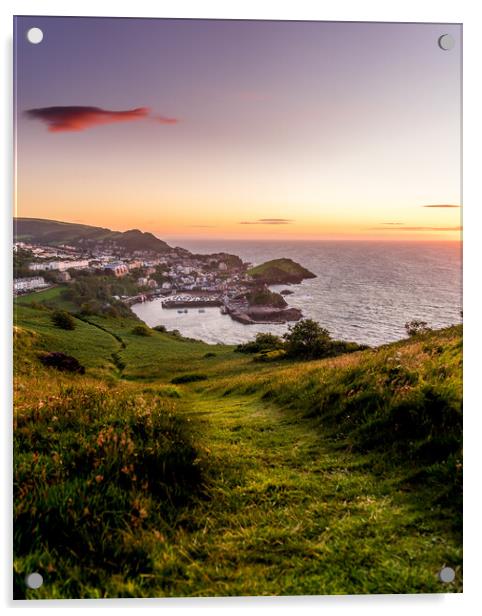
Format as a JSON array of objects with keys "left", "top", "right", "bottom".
[
  {"left": 14, "top": 217, "right": 171, "bottom": 253},
  {"left": 248, "top": 258, "right": 316, "bottom": 284},
  {"left": 13, "top": 288, "right": 462, "bottom": 597}
]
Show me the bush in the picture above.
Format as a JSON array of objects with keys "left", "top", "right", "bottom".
[
  {"left": 254, "top": 349, "right": 287, "bottom": 362},
  {"left": 38, "top": 352, "right": 85, "bottom": 374},
  {"left": 203, "top": 352, "right": 217, "bottom": 358},
  {"left": 171, "top": 374, "right": 208, "bottom": 384},
  {"left": 405, "top": 319, "right": 432, "bottom": 337},
  {"left": 153, "top": 325, "right": 167, "bottom": 333},
  {"left": 51, "top": 310, "right": 76, "bottom": 330},
  {"left": 131, "top": 324, "right": 152, "bottom": 336},
  {"left": 79, "top": 301, "right": 101, "bottom": 316},
  {"left": 236, "top": 332, "right": 284, "bottom": 354}
]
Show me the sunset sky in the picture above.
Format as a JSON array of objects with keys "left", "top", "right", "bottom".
[{"left": 14, "top": 17, "right": 462, "bottom": 241}]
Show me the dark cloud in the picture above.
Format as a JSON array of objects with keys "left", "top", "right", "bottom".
[
  {"left": 25, "top": 106, "right": 178, "bottom": 132},
  {"left": 422, "top": 204, "right": 461, "bottom": 208},
  {"left": 239, "top": 218, "right": 294, "bottom": 225}
]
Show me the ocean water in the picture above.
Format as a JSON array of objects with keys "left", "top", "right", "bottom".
[{"left": 131, "top": 241, "right": 462, "bottom": 347}]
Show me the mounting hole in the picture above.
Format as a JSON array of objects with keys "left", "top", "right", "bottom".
[
  {"left": 438, "top": 34, "right": 455, "bottom": 51},
  {"left": 26, "top": 27, "right": 43, "bottom": 44},
  {"left": 25, "top": 572, "right": 43, "bottom": 589},
  {"left": 439, "top": 566, "right": 455, "bottom": 583}
]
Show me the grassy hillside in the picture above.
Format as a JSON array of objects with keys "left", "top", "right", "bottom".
[
  {"left": 248, "top": 258, "right": 316, "bottom": 284},
  {"left": 13, "top": 290, "right": 462, "bottom": 598},
  {"left": 14, "top": 217, "right": 171, "bottom": 253}
]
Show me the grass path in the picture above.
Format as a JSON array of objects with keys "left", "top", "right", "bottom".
[{"left": 149, "top": 390, "right": 461, "bottom": 596}]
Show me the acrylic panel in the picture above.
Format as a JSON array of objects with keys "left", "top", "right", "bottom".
[{"left": 13, "top": 16, "right": 462, "bottom": 599}]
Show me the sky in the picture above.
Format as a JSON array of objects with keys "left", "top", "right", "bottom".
[{"left": 14, "top": 17, "right": 462, "bottom": 241}]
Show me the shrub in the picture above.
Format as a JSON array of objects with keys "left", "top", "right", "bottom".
[
  {"left": 236, "top": 332, "right": 284, "bottom": 354},
  {"left": 51, "top": 310, "right": 76, "bottom": 330},
  {"left": 38, "top": 352, "right": 85, "bottom": 374},
  {"left": 79, "top": 301, "right": 100, "bottom": 316},
  {"left": 254, "top": 349, "right": 287, "bottom": 362},
  {"left": 203, "top": 352, "right": 217, "bottom": 358},
  {"left": 131, "top": 324, "right": 152, "bottom": 336},
  {"left": 405, "top": 319, "right": 432, "bottom": 337},
  {"left": 171, "top": 374, "right": 208, "bottom": 384},
  {"left": 153, "top": 325, "right": 167, "bottom": 333}
]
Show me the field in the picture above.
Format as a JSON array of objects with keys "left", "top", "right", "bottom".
[{"left": 13, "top": 290, "right": 462, "bottom": 598}]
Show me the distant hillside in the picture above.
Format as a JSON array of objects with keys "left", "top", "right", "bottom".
[
  {"left": 14, "top": 218, "right": 171, "bottom": 253},
  {"left": 248, "top": 258, "right": 316, "bottom": 284}
]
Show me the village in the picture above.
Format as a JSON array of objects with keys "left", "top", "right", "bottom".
[
  {"left": 12, "top": 238, "right": 257, "bottom": 313},
  {"left": 13, "top": 223, "right": 316, "bottom": 325}
]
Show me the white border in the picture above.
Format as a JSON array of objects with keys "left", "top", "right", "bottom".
[{"left": 1, "top": 1, "right": 480, "bottom": 614}]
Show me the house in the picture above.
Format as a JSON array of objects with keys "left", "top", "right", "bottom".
[
  {"left": 13, "top": 276, "right": 48, "bottom": 294},
  {"left": 57, "top": 271, "right": 71, "bottom": 282},
  {"left": 105, "top": 262, "right": 129, "bottom": 277},
  {"left": 137, "top": 277, "right": 149, "bottom": 287},
  {"left": 127, "top": 260, "right": 143, "bottom": 270}
]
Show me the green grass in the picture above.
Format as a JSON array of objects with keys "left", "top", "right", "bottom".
[
  {"left": 247, "top": 257, "right": 315, "bottom": 282},
  {"left": 14, "top": 305, "right": 119, "bottom": 376},
  {"left": 16, "top": 286, "right": 77, "bottom": 312},
  {"left": 146, "top": 393, "right": 461, "bottom": 596},
  {"left": 13, "top": 372, "right": 205, "bottom": 599},
  {"left": 13, "top": 293, "right": 462, "bottom": 598}
]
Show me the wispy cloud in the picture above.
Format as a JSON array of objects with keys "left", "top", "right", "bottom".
[
  {"left": 239, "top": 218, "right": 294, "bottom": 225},
  {"left": 395, "top": 226, "right": 462, "bottom": 231},
  {"left": 381, "top": 222, "right": 404, "bottom": 225},
  {"left": 422, "top": 204, "right": 461, "bottom": 208},
  {"left": 370, "top": 225, "right": 462, "bottom": 231},
  {"left": 25, "top": 106, "right": 178, "bottom": 132}
]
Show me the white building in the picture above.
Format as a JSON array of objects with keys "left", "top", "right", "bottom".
[
  {"left": 13, "top": 276, "right": 48, "bottom": 293},
  {"left": 28, "top": 259, "right": 90, "bottom": 272}
]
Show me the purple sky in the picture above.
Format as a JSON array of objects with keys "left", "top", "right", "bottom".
[{"left": 14, "top": 17, "right": 462, "bottom": 240}]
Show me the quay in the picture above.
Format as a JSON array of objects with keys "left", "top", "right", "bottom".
[{"left": 162, "top": 294, "right": 223, "bottom": 309}]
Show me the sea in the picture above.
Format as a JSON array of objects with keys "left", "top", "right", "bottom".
[{"left": 131, "top": 241, "right": 462, "bottom": 347}]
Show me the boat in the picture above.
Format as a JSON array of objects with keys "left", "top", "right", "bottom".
[
  {"left": 177, "top": 309, "right": 183, "bottom": 314},
  {"left": 198, "top": 308, "right": 205, "bottom": 313}
]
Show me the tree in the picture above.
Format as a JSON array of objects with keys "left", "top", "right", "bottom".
[
  {"left": 236, "top": 332, "right": 283, "bottom": 354},
  {"left": 283, "top": 319, "right": 333, "bottom": 359},
  {"left": 405, "top": 320, "right": 431, "bottom": 337},
  {"left": 51, "top": 310, "right": 76, "bottom": 330}
]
